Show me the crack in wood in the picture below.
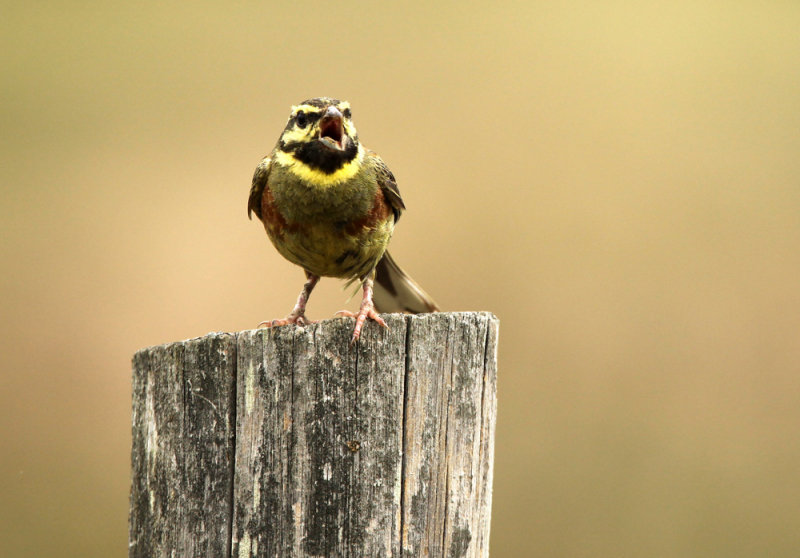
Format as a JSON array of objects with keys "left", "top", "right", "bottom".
[{"left": 129, "top": 312, "right": 498, "bottom": 558}]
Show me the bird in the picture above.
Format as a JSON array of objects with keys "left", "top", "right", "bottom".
[{"left": 248, "top": 97, "right": 438, "bottom": 342}]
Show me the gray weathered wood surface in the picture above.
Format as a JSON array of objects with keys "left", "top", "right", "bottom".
[{"left": 130, "top": 312, "right": 498, "bottom": 558}]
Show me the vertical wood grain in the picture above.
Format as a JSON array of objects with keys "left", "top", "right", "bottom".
[{"left": 130, "top": 312, "right": 498, "bottom": 558}]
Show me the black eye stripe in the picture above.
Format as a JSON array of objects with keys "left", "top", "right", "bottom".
[{"left": 294, "top": 112, "right": 321, "bottom": 125}]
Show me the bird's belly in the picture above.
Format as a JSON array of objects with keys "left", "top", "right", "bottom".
[{"left": 269, "top": 219, "right": 393, "bottom": 279}]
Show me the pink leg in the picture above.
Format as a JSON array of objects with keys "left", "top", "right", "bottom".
[
  {"left": 336, "top": 275, "right": 388, "bottom": 343},
  {"left": 258, "top": 273, "right": 319, "bottom": 328}
]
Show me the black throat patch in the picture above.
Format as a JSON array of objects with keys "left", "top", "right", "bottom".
[{"left": 282, "top": 138, "right": 359, "bottom": 174}]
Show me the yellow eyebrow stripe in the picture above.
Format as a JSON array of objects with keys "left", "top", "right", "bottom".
[
  {"left": 290, "top": 104, "right": 323, "bottom": 115},
  {"left": 290, "top": 100, "right": 351, "bottom": 116}
]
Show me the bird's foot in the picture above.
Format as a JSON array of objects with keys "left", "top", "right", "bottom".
[
  {"left": 336, "top": 302, "right": 388, "bottom": 344},
  {"left": 257, "top": 313, "right": 315, "bottom": 329}
]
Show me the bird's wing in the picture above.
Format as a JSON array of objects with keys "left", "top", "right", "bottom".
[
  {"left": 247, "top": 156, "right": 271, "bottom": 220},
  {"left": 367, "top": 151, "right": 405, "bottom": 222}
]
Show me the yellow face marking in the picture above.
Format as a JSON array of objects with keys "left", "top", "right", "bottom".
[
  {"left": 280, "top": 125, "right": 315, "bottom": 145},
  {"left": 280, "top": 119, "right": 359, "bottom": 145},
  {"left": 343, "top": 118, "right": 357, "bottom": 138},
  {"left": 282, "top": 101, "right": 358, "bottom": 143},
  {"left": 274, "top": 144, "right": 366, "bottom": 186}
]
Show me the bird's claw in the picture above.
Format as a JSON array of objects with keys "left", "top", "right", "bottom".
[
  {"left": 336, "top": 305, "right": 388, "bottom": 344},
  {"left": 257, "top": 314, "right": 315, "bottom": 329}
]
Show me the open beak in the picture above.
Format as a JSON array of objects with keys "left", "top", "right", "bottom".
[{"left": 318, "top": 106, "right": 345, "bottom": 151}]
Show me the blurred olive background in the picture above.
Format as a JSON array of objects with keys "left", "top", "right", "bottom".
[{"left": 2, "top": 1, "right": 799, "bottom": 556}]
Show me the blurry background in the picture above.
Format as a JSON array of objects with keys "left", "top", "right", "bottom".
[{"left": 2, "top": 1, "right": 799, "bottom": 556}]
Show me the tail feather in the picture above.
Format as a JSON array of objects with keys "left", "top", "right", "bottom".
[{"left": 373, "top": 251, "right": 439, "bottom": 314}]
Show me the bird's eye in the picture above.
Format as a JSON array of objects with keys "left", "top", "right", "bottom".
[
  {"left": 295, "top": 112, "right": 307, "bottom": 128},
  {"left": 343, "top": 108, "right": 352, "bottom": 118}
]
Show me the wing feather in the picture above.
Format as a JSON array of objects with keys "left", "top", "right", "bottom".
[
  {"left": 367, "top": 151, "right": 405, "bottom": 222},
  {"left": 247, "top": 156, "right": 271, "bottom": 220}
]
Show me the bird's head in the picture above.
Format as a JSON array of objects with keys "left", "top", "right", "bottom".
[{"left": 275, "top": 97, "right": 362, "bottom": 177}]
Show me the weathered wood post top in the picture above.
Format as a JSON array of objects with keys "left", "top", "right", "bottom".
[{"left": 130, "top": 311, "right": 498, "bottom": 557}]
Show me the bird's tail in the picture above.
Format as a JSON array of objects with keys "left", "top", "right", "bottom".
[{"left": 373, "top": 251, "right": 439, "bottom": 314}]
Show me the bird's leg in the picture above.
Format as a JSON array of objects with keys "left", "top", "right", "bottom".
[
  {"left": 336, "top": 274, "right": 388, "bottom": 343},
  {"left": 286, "top": 272, "right": 319, "bottom": 324},
  {"left": 258, "top": 272, "right": 319, "bottom": 328}
]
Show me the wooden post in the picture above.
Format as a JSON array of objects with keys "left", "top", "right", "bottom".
[{"left": 129, "top": 312, "right": 498, "bottom": 558}]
